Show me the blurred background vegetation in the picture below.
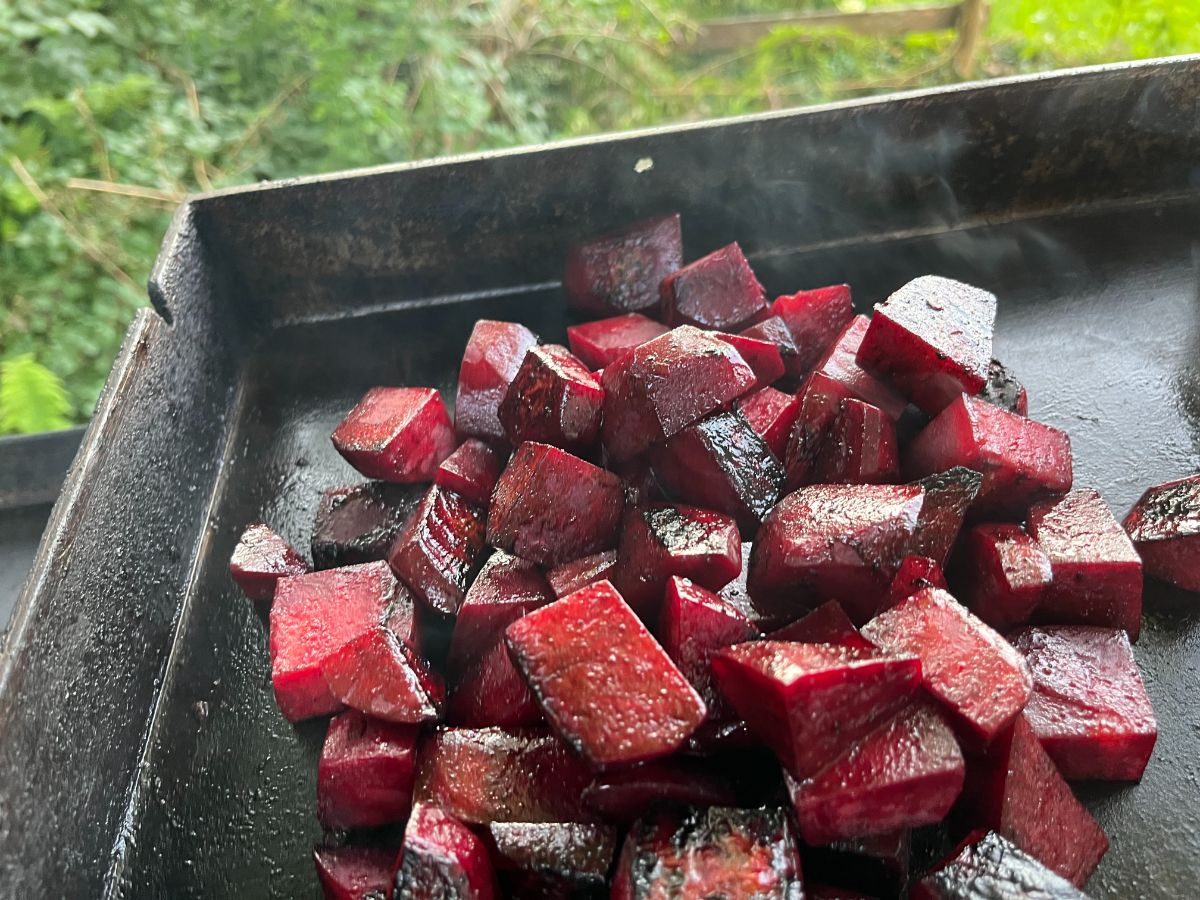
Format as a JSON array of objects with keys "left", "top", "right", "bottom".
[{"left": 1, "top": 0, "right": 1197, "bottom": 433}]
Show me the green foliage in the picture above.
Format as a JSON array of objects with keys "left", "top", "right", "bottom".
[{"left": 0, "top": 354, "right": 72, "bottom": 434}]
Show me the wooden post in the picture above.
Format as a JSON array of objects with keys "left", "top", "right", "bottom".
[{"left": 953, "top": 0, "right": 988, "bottom": 78}]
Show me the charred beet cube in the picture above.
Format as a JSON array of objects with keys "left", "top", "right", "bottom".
[
  {"left": 812, "top": 315, "right": 907, "bottom": 421},
  {"left": 388, "top": 484, "right": 487, "bottom": 615},
  {"left": 485, "top": 822, "right": 617, "bottom": 896},
  {"left": 612, "top": 806, "right": 804, "bottom": 899},
  {"left": 312, "top": 482, "right": 423, "bottom": 570},
  {"left": 581, "top": 757, "right": 738, "bottom": 822},
  {"left": 498, "top": 345, "right": 604, "bottom": 454},
  {"left": 714, "top": 330, "right": 786, "bottom": 387},
  {"left": 770, "top": 284, "right": 855, "bottom": 375},
  {"left": 564, "top": 214, "right": 683, "bottom": 316},
  {"left": 783, "top": 371, "right": 858, "bottom": 489},
  {"left": 566, "top": 313, "right": 670, "bottom": 370},
  {"left": 1028, "top": 489, "right": 1143, "bottom": 639},
  {"left": 313, "top": 846, "right": 399, "bottom": 900},
  {"left": 434, "top": 440, "right": 504, "bottom": 506},
  {"left": 448, "top": 634, "right": 542, "bottom": 728},
  {"left": 332, "top": 387, "right": 456, "bottom": 482},
  {"left": 906, "top": 467, "right": 983, "bottom": 566},
  {"left": 455, "top": 319, "right": 539, "bottom": 443},
  {"left": 600, "top": 325, "right": 757, "bottom": 461},
  {"left": 953, "top": 523, "right": 1051, "bottom": 631},
  {"left": 659, "top": 242, "right": 767, "bottom": 330},
  {"left": 886, "top": 555, "right": 948, "bottom": 608},
  {"left": 230, "top": 522, "right": 309, "bottom": 601},
  {"left": 740, "top": 315, "right": 803, "bottom": 380},
  {"left": 980, "top": 358, "right": 1029, "bottom": 416},
  {"left": 913, "top": 831, "right": 1094, "bottom": 900},
  {"left": 1011, "top": 626, "right": 1157, "bottom": 780},
  {"left": 317, "top": 710, "right": 418, "bottom": 829},
  {"left": 767, "top": 600, "right": 876, "bottom": 650},
  {"left": 322, "top": 627, "right": 443, "bottom": 725},
  {"left": 1123, "top": 474, "right": 1200, "bottom": 592},
  {"left": 810, "top": 397, "right": 900, "bottom": 486},
  {"left": 395, "top": 802, "right": 497, "bottom": 900},
  {"left": 736, "top": 386, "right": 802, "bottom": 460},
  {"left": 487, "top": 442, "right": 624, "bottom": 567},
  {"left": 505, "top": 581, "right": 707, "bottom": 768},
  {"left": 803, "top": 830, "right": 911, "bottom": 899},
  {"left": 545, "top": 550, "right": 617, "bottom": 599}
]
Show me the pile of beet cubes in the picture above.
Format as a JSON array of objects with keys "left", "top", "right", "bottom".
[{"left": 230, "top": 212, "right": 1199, "bottom": 899}]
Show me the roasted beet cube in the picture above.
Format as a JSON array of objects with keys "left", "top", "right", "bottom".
[
  {"left": 485, "top": 822, "right": 616, "bottom": 895},
  {"left": 659, "top": 242, "right": 767, "bottom": 330},
  {"left": 317, "top": 710, "right": 418, "bottom": 829},
  {"left": 505, "top": 581, "right": 706, "bottom": 768},
  {"left": 863, "top": 587, "right": 1031, "bottom": 746},
  {"left": 612, "top": 504, "right": 742, "bottom": 618},
  {"left": 230, "top": 522, "right": 309, "bottom": 601},
  {"left": 612, "top": 806, "right": 804, "bottom": 899},
  {"left": 1123, "top": 473, "right": 1200, "bottom": 591},
  {"left": 487, "top": 442, "right": 624, "bottom": 567},
  {"left": 564, "top": 214, "right": 683, "bottom": 316},
  {"left": 786, "top": 702, "right": 964, "bottom": 844},
  {"left": 749, "top": 483, "right": 926, "bottom": 624},
  {"left": 322, "top": 627, "right": 443, "bottom": 725},
  {"left": 269, "top": 561, "right": 398, "bottom": 721},
  {"left": 581, "top": 757, "right": 738, "bottom": 822},
  {"left": 447, "top": 634, "right": 542, "bottom": 728},
  {"left": 1011, "top": 626, "right": 1156, "bottom": 780},
  {"left": 767, "top": 599, "right": 876, "bottom": 650},
  {"left": 783, "top": 371, "right": 858, "bottom": 489},
  {"left": 812, "top": 315, "right": 907, "bottom": 420},
  {"left": 741, "top": 315, "right": 804, "bottom": 380},
  {"left": 953, "top": 523, "right": 1051, "bottom": 630},
  {"left": 907, "top": 466, "right": 983, "bottom": 566},
  {"left": 1028, "top": 489, "right": 1143, "bottom": 639},
  {"left": 434, "top": 440, "right": 504, "bottom": 506},
  {"left": 810, "top": 397, "right": 899, "bottom": 485},
  {"left": 803, "top": 830, "right": 910, "bottom": 899},
  {"left": 913, "top": 831, "right": 1094, "bottom": 900},
  {"left": 388, "top": 484, "right": 486, "bottom": 615},
  {"left": 455, "top": 319, "right": 539, "bottom": 443},
  {"left": 980, "top": 358, "right": 1029, "bottom": 416},
  {"left": 566, "top": 313, "right": 669, "bottom": 370},
  {"left": 770, "top": 284, "right": 855, "bottom": 375},
  {"left": 600, "top": 325, "right": 757, "bottom": 461},
  {"left": 905, "top": 394, "right": 1073, "bottom": 518},
  {"left": 498, "top": 345, "right": 604, "bottom": 454},
  {"left": 312, "top": 482, "right": 423, "bottom": 570},
  {"left": 713, "top": 330, "right": 786, "bottom": 386},
  {"left": 313, "top": 846, "right": 398, "bottom": 900},
  {"left": 650, "top": 410, "right": 784, "bottom": 533},
  {"left": 395, "top": 802, "right": 497, "bottom": 900},
  {"left": 332, "top": 387, "right": 456, "bottom": 483},
  {"left": 545, "top": 550, "right": 617, "bottom": 599},
  {"left": 886, "top": 555, "right": 948, "bottom": 608},
  {"left": 736, "top": 386, "right": 802, "bottom": 460}
]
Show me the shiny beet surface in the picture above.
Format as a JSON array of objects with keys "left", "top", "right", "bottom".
[
  {"left": 907, "top": 466, "right": 983, "bottom": 566},
  {"left": 953, "top": 523, "right": 1051, "bottom": 631},
  {"left": 332, "top": 386, "right": 455, "bottom": 483},
  {"left": 485, "top": 821, "right": 617, "bottom": 891},
  {"left": 567, "top": 313, "right": 670, "bottom": 370},
  {"left": 545, "top": 550, "right": 618, "bottom": 599},
  {"left": 313, "top": 846, "right": 399, "bottom": 900},
  {"left": 395, "top": 802, "right": 497, "bottom": 900},
  {"left": 812, "top": 315, "right": 907, "bottom": 421},
  {"left": 311, "top": 482, "right": 423, "bottom": 570},
  {"left": 321, "top": 627, "right": 443, "bottom": 725},
  {"left": 581, "top": 757, "right": 739, "bottom": 822},
  {"left": 498, "top": 344, "right": 604, "bottom": 453},
  {"left": 886, "top": 555, "right": 948, "bottom": 608},
  {"left": 1123, "top": 473, "right": 1200, "bottom": 591},
  {"left": 387, "top": 484, "right": 487, "bottom": 615},
  {"left": 740, "top": 315, "right": 804, "bottom": 380},
  {"left": 737, "top": 386, "right": 802, "bottom": 460},
  {"left": 980, "top": 358, "right": 1029, "bottom": 416},
  {"left": 455, "top": 319, "right": 539, "bottom": 443},
  {"left": 913, "top": 831, "right": 1094, "bottom": 900},
  {"left": 659, "top": 242, "right": 767, "bottom": 330},
  {"left": 714, "top": 330, "right": 786, "bottom": 386},
  {"left": 563, "top": 213, "right": 683, "bottom": 316},
  {"left": 767, "top": 600, "right": 875, "bottom": 650},
  {"left": 229, "top": 522, "right": 309, "bottom": 600},
  {"left": 809, "top": 397, "right": 899, "bottom": 486},
  {"left": 447, "top": 634, "right": 542, "bottom": 728},
  {"left": 434, "top": 439, "right": 504, "bottom": 507},
  {"left": 317, "top": 710, "right": 418, "bottom": 830},
  {"left": 769, "top": 284, "right": 855, "bottom": 375},
  {"left": 783, "top": 371, "right": 859, "bottom": 490}
]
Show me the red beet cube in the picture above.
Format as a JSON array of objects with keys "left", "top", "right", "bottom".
[
  {"left": 269, "top": 561, "right": 397, "bottom": 721},
  {"left": 812, "top": 315, "right": 907, "bottom": 420},
  {"left": 810, "top": 397, "right": 900, "bottom": 485},
  {"left": 322, "top": 627, "right": 443, "bottom": 725},
  {"left": 434, "top": 439, "right": 504, "bottom": 506},
  {"left": 714, "top": 330, "right": 786, "bottom": 388},
  {"left": 317, "top": 710, "right": 418, "bottom": 829},
  {"left": 1028, "top": 488, "right": 1143, "bottom": 639},
  {"left": 886, "top": 555, "right": 948, "bottom": 608},
  {"left": 767, "top": 600, "right": 875, "bottom": 651},
  {"left": 770, "top": 283, "right": 855, "bottom": 375},
  {"left": 783, "top": 371, "right": 858, "bottom": 489},
  {"left": 566, "top": 313, "right": 670, "bottom": 370},
  {"left": 313, "top": 846, "right": 398, "bottom": 900},
  {"left": 659, "top": 242, "right": 767, "bottom": 330},
  {"left": 487, "top": 442, "right": 624, "bottom": 567},
  {"left": 388, "top": 484, "right": 487, "bottom": 615},
  {"left": 311, "top": 482, "right": 422, "bottom": 570},
  {"left": 485, "top": 822, "right": 617, "bottom": 895},
  {"left": 954, "top": 523, "right": 1051, "bottom": 630},
  {"left": 863, "top": 587, "right": 1031, "bottom": 747},
  {"left": 332, "top": 387, "right": 456, "bottom": 482},
  {"left": 448, "top": 634, "right": 542, "bottom": 728},
  {"left": 906, "top": 466, "right": 983, "bottom": 566},
  {"left": 737, "top": 386, "right": 802, "bottom": 460},
  {"left": 581, "top": 757, "right": 738, "bottom": 822},
  {"left": 545, "top": 550, "right": 617, "bottom": 599},
  {"left": 740, "top": 315, "right": 803, "bottom": 380},
  {"left": 803, "top": 830, "right": 910, "bottom": 899},
  {"left": 230, "top": 522, "right": 309, "bottom": 601},
  {"left": 913, "top": 831, "right": 1094, "bottom": 900},
  {"left": 905, "top": 394, "right": 1073, "bottom": 518},
  {"left": 980, "top": 358, "right": 1029, "bottom": 416},
  {"left": 498, "top": 344, "right": 604, "bottom": 454},
  {"left": 564, "top": 214, "right": 683, "bottom": 316},
  {"left": 1123, "top": 474, "right": 1200, "bottom": 591},
  {"left": 455, "top": 319, "right": 539, "bottom": 443},
  {"left": 785, "top": 701, "right": 965, "bottom": 845},
  {"left": 600, "top": 325, "right": 757, "bottom": 461},
  {"left": 1011, "top": 625, "right": 1157, "bottom": 780},
  {"left": 505, "top": 581, "right": 707, "bottom": 768},
  {"left": 396, "top": 802, "right": 497, "bottom": 900}
]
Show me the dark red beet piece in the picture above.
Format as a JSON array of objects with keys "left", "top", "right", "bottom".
[
  {"left": 581, "top": 757, "right": 738, "bottom": 822},
  {"left": 612, "top": 806, "right": 804, "bottom": 900},
  {"left": 954, "top": 523, "right": 1050, "bottom": 630},
  {"left": 913, "top": 831, "right": 1095, "bottom": 900},
  {"left": 907, "top": 467, "right": 984, "bottom": 566},
  {"left": 783, "top": 371, "right": 858, "bottom": 489},
  {"left": 388, "top": 484, "right": 486, "bottom": 615},
  {"left": 564, "top": 214, "right": 683, "bottom": 316},
  {"left": 607, "top": 453, "right": 667, "bottom": 506},
  {"left": 567, "top": 313, "right": 670, "bottom": 370},
  {"left": 600, "top": 325, "right": 757, "bottom": 461},
  {"left": 1011, "top": 626, "right": 1156, "bottom": 781},
  {"left": 312, "top": 483, "right": 423, "bottom": 570},
  {"left": 434, "top": 440, "right": 504, "bottom": 506},
  {"left": 545, "top": 550, "right": 617, "bottom": 599},
  {"left": 810, "top": 397, "right": 899, "bottom": 485},
  {"left": 317, "top": 710, "right": 418, "bottom": 829},
  {"left": 803, "top": 830, "right": 910, "bottom": 899},
  {"left": 498, "top": 344, "right": 604, "bottom": 453},
  {"left": 314, "top": 846, "right": 398, "bottom": 900},
  {"left": 770, "top": 284, "right": 855, "bottom": 375},
  {"left": 448, "top": 634, "right": 542, "bottom": 728},
  {"left": 737, "top": 386, "right": 802, "bottom": 460},
  {"left": 905, "top": 394, "right": 1073, "bottom": 518},
  {"left": 1028, "top": 488, "right": 1143, "bottom": 639},
  {"left": 659, "top": 242, "right": 767, "bottom": 330},
  {"left": 395, "top": 802, "right": 497, "bottom": 900},
  {"left": 487, "top": 442, "right": 624, "bottom": 567},
  {"left": 812, "top": 315, "right": 907, "bottom": 420},
  {"left": 322, "top": 627, "right": 443, "bottom": 725},
  {"left": 230, "top": 522, "right": 309, "bottom": 601},
  {"left": 1123, "top": 473, "right": 1200, "bottom": 591},
  {"left": 767, "top": 599, "right": 875, "bottom": 650},
  {"left": 714, "top": 330, "right": 786, "bottom": 386},
  {"left": 740, "top": 315, "right": 804, "bottom": 380},
  {"left": 786, "top": 701, "right": 964, "bottom": 845},
  {"left": 485, "top": 822, "right": 616, "bottom": 895},
  {"left": 979, "top": 358, "right": 1029, "bottom": 416},
  {"left": 332, "top": 387, "right": 456, "bottom": 482},
  {"left": 886, "top": 555, "right": 947, "bottom": 608},
  {"left": 455, "top": 319, "right": 539, "bottom": 443},
  {"left": 505, "top": 581, "right": 706, "bottom": 768}
]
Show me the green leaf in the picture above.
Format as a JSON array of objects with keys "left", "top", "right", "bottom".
[{"left": 0, "top": 354, "right": 73, "bottom": 434}]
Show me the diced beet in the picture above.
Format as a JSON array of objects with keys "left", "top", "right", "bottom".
[
  {"left": 455, "top": 319, "right": 539, "bottom": 443},
  {"left": 388, "top": 484, "right": 487, "bottom": 615},
  {"left": 269, "top": 561, "right": 397, "bottom": 721},
  {"left": 564, "top": 213, "right": 683, "bottom": 316},
  {"left": 980, "top": 358, "right": 1029, "bottom": 416},
  {"left": 487, "top": 442, "right": 624, "bottom": 567},
  {"left": 803, "top": 830, "right": 910, "bottom": 899},
  {"left": 545, "top": 551, "right": 617, "bottom": 599},
  {"left": 314, "top": 846, "right": 398, "bottom": 900},
  {"left": 713, "top": 330, "right": 786, "bottom": 387},
  {"left": 812, "top": 315, "right": 907, "bottom": 421},
  {"left": 322, "top": 627, "right": 444, "bottom": 725},
  {"left": 907, "top": 467, "right": 984, "bottom": 566},
  {"left": 783, "top": 371, "right": 859, "bottom": 489},
  {"left": 581, "top": 757, "right": 738, "bottom": 822},
  {"left": 749, "top": 483, "right": 926, "bottom": 624},
  {"left": 498, "top": 344, "right": 604, "bottom": 454},
  {"left": 785, "top": 702, "right": 964, "bottom": 845},
  {"left": 612, "top": 504, "right": 742, "bottom": 618},
  {"left": 607, "top": 454, "right": 666, "bottom": 507},
  {"left": 953, "top": 523, "right": 1051, "bottom": 630},
  {"left": 863, "top": 587, "right": 1031, "bottom": 746},
  {"left": 740, "top": 315, "right": 804, "bottom": 380},
  {"left": 1028, "top": 488, "right": 1143, "bottom": 639},
  {"left": 434, "top": 440, "right": 504, "bottom": 506},
  {"left": 332, "top": 387, "right": 456, "bottom": 482},
  {"left": 913, "top": 830, "right": 1094, "bottom": 900},
  {"left": 566, "top": 313, "right": 670, "bottom": 370},
  {"left": 485, "top": 822, "right": 616, "bottom": 895},
  {"left": 770, "top": 284, "right": 855, "bottom": 375},
  {"left": 230, "top": 522, "right": 309, "bottom": 601},
  {"left": 600, "top": 325, "right": 757, "bottom": 461},
  {"left": 1011, "top": 625, "right": 1156, "bottom": 780},
  {"left": 317, "top": 710, "right": 418, "bottom": 829},
  {"left": 886, "top": 555, "right": 948, "bottom": 609},
  {"left": 1123, "top": 473, "right": 1200, "bottom": 591},
  {"left": 415, "top": 727, "right": 597, "bottom": 825},
  {"left": 713, "top": 640, "right": 920, "bottom": 778},
  {"left": 962, "top": 714, "right": 1108, "bottom": 886},
  {"left": 447, "top": 633, "right": 542, "bottom": 728},
  {"left": 659, "top": 242, "right": 767, "bottom": 330},
  {"left": 505, "top": 581, "right": 706, "bottom": 768},
  {"left": 650, "top": 410, "right": 785, "bottom": 533},
  {"left": 810, "top": 397, "right": 899, "bottom": 485},
  {"left": 312, "top": 483, "right": 423, "bottom": 570},
  {"left": 767, "top": 600, "right": 876, "bottom": 650},
  {"left": 736, "top": 386, "right": 802, "bottom": 460},
  {"left": 905, "top": 394, "right": 1073, "bottom": 518},
  {"left": 612, "top": 806, "right": 804, "bottom": 899},
  {"left": 395, "top": 802, "right": 497, "bottom": 900}
]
